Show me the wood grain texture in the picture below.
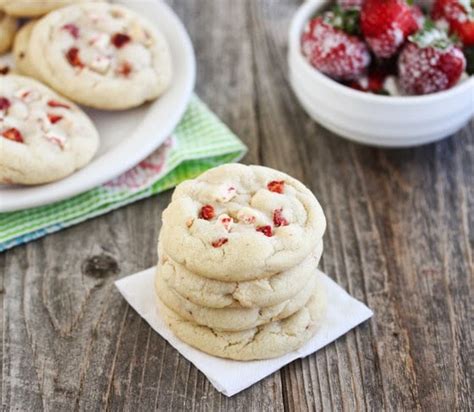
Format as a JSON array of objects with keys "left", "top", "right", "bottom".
[{"left": 1, "top": 0, "right": 473, "bottom": 410}]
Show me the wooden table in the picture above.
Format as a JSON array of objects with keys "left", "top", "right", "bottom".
[{"left": 1, "top": 1, "right": 472, "bottom": 410}]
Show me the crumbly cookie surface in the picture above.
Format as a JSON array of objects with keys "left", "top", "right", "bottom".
[
  {"left": 28, "top": 2, "right": 172, "bottom": 109},
  {"left": 161, "top": 164, "right": 326, "bottom": 281},
  {"left": 0, "top": 12, "right": 16, "bottom": 54},
  {"left": 0, "top": 75, "right": 99, "bottom": 184},
  {"left": 158, "top": 241, "right": 323, "bottom": 309},
  {"left": 155, "top": 269, "right": 316, "bottom": 332},
  {"left": 157, "top": 277, "right": 327, "bottom": 361}
]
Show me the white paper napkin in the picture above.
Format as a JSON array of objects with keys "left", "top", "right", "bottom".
[{"left": 115, "top": 267, "right": 373, "bottom": 397}]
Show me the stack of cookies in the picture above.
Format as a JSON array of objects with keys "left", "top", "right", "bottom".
[{"left": 155, "top": 164, "right": 327, "bottom": 361}]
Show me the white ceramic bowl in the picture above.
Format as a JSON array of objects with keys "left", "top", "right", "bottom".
[{"left": 288, "top": 0, "right": 474, "bottom": 147}]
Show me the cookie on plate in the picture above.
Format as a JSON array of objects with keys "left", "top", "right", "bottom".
[
  {"left": 155, "top": 269, "right": 317, "bottom": 332},
  {"left": 158, "top": 241, "right": 323, "bottom": 309},
  {"left": 27, "top": 2, "right": 173, "bottom": 109},
  {"left": 0, "top": 75, "right": 99, "bottom": 185},
  {"left": 13, "top": 21, "right": 39, "bottom": 78},
  {"left": 0, "top": 11, "right": 16, "bottom": 54},
  {"left": 0, "top": 0, "right": 98, "bottom": 17},
  {"left": 157, "top": 275, "right": 327, "bottom": 361},
  {"left": 160, "top": 164, "right": 327, "bottom": 281}
]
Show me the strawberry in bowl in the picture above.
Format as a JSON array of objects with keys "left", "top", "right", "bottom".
[
  {"left": 432, "top": 0, "right": 474, "bottom": 46},
  {"left": 301, "top": 8, "right": 371, "bottom": 80},
  {"left": 360, "top": 0, "right": 423, "bottom": 58},
  {"left": 399, "top": 25, "right": 466, "bottom": 94}
]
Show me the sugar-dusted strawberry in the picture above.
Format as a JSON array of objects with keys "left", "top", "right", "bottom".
[
  {"left": 301, "top": 12, "right": 371, "bottom": 80},
  {"left": 432, "top": 0, "right": 474, "bottom": 46},
  {"left": 361, "top": 0, "right": 422, "bottom": 58},
  {"left": 398, "top": 25, "right": 466, "bottom": 94},
  {"left": 346, "top": 70, "right": 390, "bottom": 94},
  {"left": 337, "top": 0, "right": 364, "bottom": 10}
]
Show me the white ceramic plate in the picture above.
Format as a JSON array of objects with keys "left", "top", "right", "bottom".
[{"left": 0, "top": 0, "right": 196, "bottom": 212}]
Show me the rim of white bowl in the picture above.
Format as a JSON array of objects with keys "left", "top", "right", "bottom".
[{"left": 289, "top": 0, "right": 474, "bottom": 106}]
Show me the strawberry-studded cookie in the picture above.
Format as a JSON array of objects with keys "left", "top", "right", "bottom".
[
  {"left": 27, "top": 3, "right": 172, "bottom": 110},
  {"left": 160, "top": 164, "right": 326, "bottom": 281},
  {"left": 0, "top": 75, "right": 99, "bottom": 185}
]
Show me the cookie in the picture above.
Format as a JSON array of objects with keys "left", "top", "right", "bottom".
[
  {"left": 0, "top": 75, "right": 99, "bottom": 185},
  {"left": 0, "top": 11, "right": 16, "bottom": 54},
  {"left": 158, "top": 241, "right": 323, "bottom": 309},
  {"left": 13, "top": 21, "right": 40, "bottom": 78},
  {"left": 0, "top": 0, "right": 96, "bottom": 17},
  {"left": 157, "top": 276, "right": 327, "bottom": 360},
  {"left": 27, "top": 2, "right": 172, "bottom": 109},
  {"left": 155, "top": 269, "right": 317, "bottom": 332},
  {"left": 160, "top": 164, "right": 326, "bottom": 281}
]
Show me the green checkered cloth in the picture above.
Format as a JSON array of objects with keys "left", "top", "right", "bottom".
[{"left": 0, "top": 96, "right": 247, "bottom": 252}]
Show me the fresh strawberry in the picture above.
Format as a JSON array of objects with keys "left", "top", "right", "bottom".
[
  {"left": 301, "top": 13, "right": 371, "bottom": 80},
  {"left": 361, "top": 0, "right": 422, "bottom": 58},
  {"left": 398, "top": 25, "right": 466, "bottom": 94},
  {"left": 337, "top": 0, "right": 364, "bottom": 10},
  {"left": 432, "top": 0, "right": 474, "bottom": 46}
]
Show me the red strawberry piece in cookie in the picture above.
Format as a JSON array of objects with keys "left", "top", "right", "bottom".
[
  {"left": 111, "top": 33, "right": 131, "bottom": 48},
  {"left": 267, "top": 180, "right": 285, "bottom": 194},
  {"left": 361, "top": 0, "right": 422, "bottom": 58},
  {"left": 66, "top": 47, "right": 84, "bottom": 68},
  {"left": 301, "top": 13, "right": 371, "bottom": 80},
  {"left": 200, "top": 204, "right": 215, "bottom": 220},
  {"left": 398, "top": 26, "right": 466, "bottom": 95},
  {"left": 256, "top": 225, "right": 273, "bottom": 237},
  {"left": 48, "top": 100, "right": 70, "bottom": 109},
  {"left": 47, "top": 114, "right": 63, "bottom": 124},
  {"left": 62, "top": 23, "right": 80, "bottom": 39},
  {"left": 117, "top": 61, "right": 133, "bottom": 77},
  {"left": 2, "top": 128, "right": 24, "bottom": 143},
  {"left": 0, "top": 97, "right": 11, "bottom": 112},
  {"left": 273, "top": 209, "right": 289, "bottom": 227},
  {"left": 211, "top": 238, "right": 228, "bottom": 248},
  {"left": 432, "top": 0, "right": 474, "bottom": 46},
  {"left": 217, "top": 214, "right": 233, "bottom": 232}
]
